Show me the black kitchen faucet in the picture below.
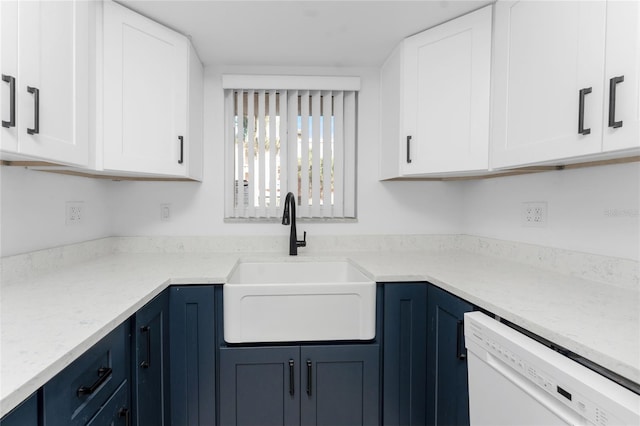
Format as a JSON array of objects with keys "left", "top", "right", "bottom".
[{"left": 282, "top": 192, "right": 306, "bottom": 256}]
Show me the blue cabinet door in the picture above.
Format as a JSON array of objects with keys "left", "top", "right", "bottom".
[
  {"left": 426, "top": 286, "right": 474, "bottom": 426},
  {"left": 133, "top": 289, "right": 170, "bottom": 425},
  {"left": 382, "top": 283, "right": 428, "bottom": 426},
  {"left": 301, "top": 344, "right": 379, "bottom": 426},
  {"left": 219, "top": 346, "right": 301, "bottom": 426},
  {"left": 219, "top": 343, "right": 379, "bottom": 426},
  {"left": 0, "top": 393, "right": 37, "bottom": 426},
  {"left": 169, "top": 285, "right": 216, "bottom": 426}
]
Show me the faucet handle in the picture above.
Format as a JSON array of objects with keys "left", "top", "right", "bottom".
[{"left": 297, "top": 231, "right": 307, "bottom": 248}]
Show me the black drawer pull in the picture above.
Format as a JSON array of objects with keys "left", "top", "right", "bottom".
[
  {"left": 609, "top": 75, "right": 624, "bottom": 128},
  {"left": 2, "top": 74, "right": 16, "bottom": 128},
  {"left": 118, "top": 408, "right": 131, "bottom": 426},
  {"left": 140, "top": 325, "right": 151, "bottom": 368},
  {"left": 456, "top": 320, "right": 466, "bottom": 360},
  {"left": 77, "top": 367, "right": 112, "bottom": 396},
  {"left": 288, "top": 359, "right": 295, "bottom": 396},
  {"left": 578, "top": 87, "right": 592, "bottom": 135},
  {"left": 306, "top": 360, "right": 312, "bottom": 396},
  {"left": 406, "top": 135, "right": 412, "bottom": 163}
]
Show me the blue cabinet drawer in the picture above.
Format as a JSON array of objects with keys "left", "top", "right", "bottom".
[
  {"left": 43, "top": 320, "right": 130, "bottom": 426},
  {"left": 86, "top": 380, "right": 129, "bottom": 426}
]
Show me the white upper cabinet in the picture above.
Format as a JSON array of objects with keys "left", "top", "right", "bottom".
[
  {"left": 380, "top": 5, "right": 492, "bottom": 179},
  {"left": 602, "top": 0, "right": 640, "bottom": 152},
  {"left": 1, "top": 0, "right": 89, "bottom": 166},
  {"left": 1, "top": 0, "right": 19, "bottom": 153},
  {"left": 102, "top": 0, "right": 202, "bottom": 179},
  {"left": 491, "top": 0, "right": 639, "bottom": 169}
]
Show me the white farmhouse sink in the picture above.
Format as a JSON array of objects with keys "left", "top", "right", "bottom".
[{"left": 223, "top": 260, "right": 376, "bottom": 343}]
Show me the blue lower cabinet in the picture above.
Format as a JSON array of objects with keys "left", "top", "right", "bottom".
[
  {"left": 219, "top": 346, "right": 301, "bottom": 426},
  {"left": 4, "top": 281, "right": 475, "bottom": 426},
  {"left": 169, "top": 286, "right": 216, "bottom": 426},
  {"left": 0, "top": 392, "right": 38, "bottom": 426},
  {"left": 219, "top": 344, "right": 379, "bottom": 426},
  {"left": 132, "top": 290, "right": 170, "bottom": 425},
  {"left": 300, "top": 345, "right": 379, "bottom": 426},
  {"left": 382, "top": 283, "right": 428, "bottom": 426},
  {"left": 426, "top": 285, "right": 474, "bottom": 426},
  {"left": 42, "top": 320, "right": 130, "bottom": 426}
]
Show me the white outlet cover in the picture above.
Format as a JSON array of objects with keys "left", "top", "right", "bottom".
[
  {"left": 522, "top": 201, "right": 547, "bottom": 228},
  {"left": 66, "top": 201, "right": 84, "bottom": 225},
  {"left": 160, "top": 203, "right": 171, "bottom": 222}
]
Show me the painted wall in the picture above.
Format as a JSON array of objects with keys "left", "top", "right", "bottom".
[
  {"left": 0, "top": 166, "right": 113, "bottom": 256},
  {"left": 1, "top": 64, "right": 638, "bottom": 261},
  {"left": 461, "top": 161, "right": 640, "bottom": 260},
  {"left": 108, "top": 66, "right": 466, "bottom": 238}
]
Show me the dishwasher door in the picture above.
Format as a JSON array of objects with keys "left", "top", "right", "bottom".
[
  {"left": 464, "top": 312, "right": 640, "bottom": 426},
  {"left": 468, "top": 350, "right": 575, "bottom": 425}
]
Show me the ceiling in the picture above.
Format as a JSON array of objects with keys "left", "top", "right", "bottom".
[{"left": 118, "top": 0, "right": 493, "bottom": 68}]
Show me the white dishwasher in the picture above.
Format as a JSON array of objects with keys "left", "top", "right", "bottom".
[{"left": 464, "top": 312, "right": 639, "bottom": 426}]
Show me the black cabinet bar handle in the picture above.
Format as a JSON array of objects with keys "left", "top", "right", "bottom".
[
  {"left": 456, "top": 320, "right": 467, "bottom": 360},
  {"left": 406, "top": 135, "right": 412, "bottom": 163},
  {"left": 306, "top": 360, "right": 312, "bottom": 396},
  {"left": 26, "top": 86, "right": 39, "bottom": 135},
  {"left": 118, "top": 408, "right": 131, "bottom": 426},
  {"left": 178, "top": 136, "right": 184, "bottom": 164},
  {"left": 27, "top": 86, "right": 39, "bottom": 135},
  {"left": 578, "top": 87, "right": 592, "bottom": 135},
  {"left": 77, "top": 367, "right": 112, "bottom": 396},
  {"left": 609, "top": 75, "right": 624, "bottom": 128},
  {"left": 140, "top": 325, "right": 151, "bottom": 368},
  {"left": 288, "top": 359, "right": 295, "bottom": 396},
  {"left": 2, "top": 74, "right": 15, "bottom": 128}
]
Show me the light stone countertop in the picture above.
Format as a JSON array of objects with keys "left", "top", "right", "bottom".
[{"left": 1, "top": 240, "right": 639, "bottom": 417}]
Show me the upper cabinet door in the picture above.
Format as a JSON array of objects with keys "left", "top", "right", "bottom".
[
  {"left": 1, "top": 0, "right": 19, "bottom": 154},
  {"left": 379, "top": 5, "right": 492, "bottom": 179},
  {"left": 103, "top": 0, "right": 188, "bottom": 176},
  {"left": 602, "top": 0, "right": 640, "bottom": 152},
  {"left": 1, "top": 0, "right": 89, "bottom": 166},
  {"left": 491, "top": 1, "right": 606, "bottom": 169},
  {"left": 402, "top": 5, "right": 492, "bottom": 176}
]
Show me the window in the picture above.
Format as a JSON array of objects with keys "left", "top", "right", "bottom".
[{"left": 223, "top": 75, "right": 359, "bottom": 220}]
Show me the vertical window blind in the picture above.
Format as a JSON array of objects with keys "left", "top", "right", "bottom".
[{"left": 223, "top": 81, "right": 357, "bottom": 219}]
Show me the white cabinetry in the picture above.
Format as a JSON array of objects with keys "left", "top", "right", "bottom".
[
  {"left": 380, "top": 5, "right": 492, "bottom": 179},
  {"left": 602, "top": 0, "right": 640, "bottom": 153},
  {"left": 1, "top": 0, "right": 19, "bottom": 154},
  {"left": 101, "top": 0, "right": 202, "bottom": 179},
  {"left": 1, "top": 0, "right": 89, "bottom": 166},
  {"left": 491, "top": 0, "right": 639, "bottom": 169}
]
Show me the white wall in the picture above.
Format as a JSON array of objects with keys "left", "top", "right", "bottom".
[
  {"left": 461, "top": 162, "right": 640, "bottom": 260},
  {"left": 109, "top": 65, "right": 466, "bottom": 238},
  {"left": 1, "top": 64, "right": 637, "bottom": 261},
  {"left": 0, "top": 166, "right": 113, "bottom": 256}
]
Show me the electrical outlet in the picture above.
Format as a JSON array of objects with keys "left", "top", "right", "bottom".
[
  {"left": 160, "top": 203, "right": 171, "bottom": 222},
  {"left": 522, "top": 201, "right": 547, "bottom": 227},
  {"left": 66, "top": 201, "right": 84, "bottom": 225}
]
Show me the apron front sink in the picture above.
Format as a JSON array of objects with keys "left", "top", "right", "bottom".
[{"left": 223, "top": 260, "right": 376, "bottom": 343}]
